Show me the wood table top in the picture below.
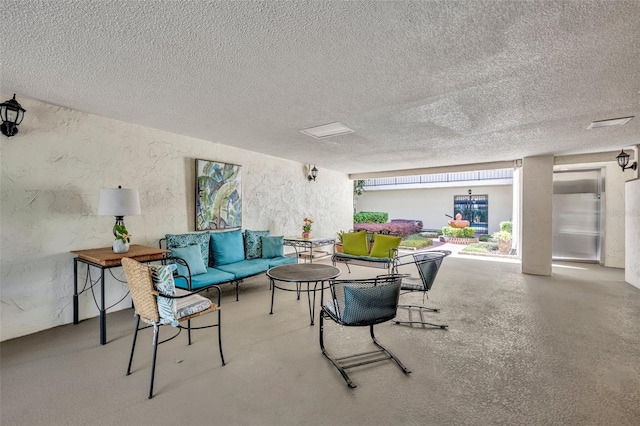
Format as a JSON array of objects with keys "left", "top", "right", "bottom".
[{"left": 71, "top": 244, "right": 169, "bottom": 267}]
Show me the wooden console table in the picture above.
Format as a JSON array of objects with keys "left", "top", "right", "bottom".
[{"left": 71, "top": 244, "right": 168, "bottom": 345}]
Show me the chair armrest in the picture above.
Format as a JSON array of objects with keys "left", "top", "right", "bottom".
[
  {"left": 157, "top": 285, "right": 222, "bottom": 306},
  {"left": 162, "top": 256, "right": 193, "bottom": 290}
]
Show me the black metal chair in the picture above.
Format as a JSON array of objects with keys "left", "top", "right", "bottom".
[
  {"left": 319, "top": 274, "right": 410, "bottom": 388},
  {"left": 393, "top": 250, "right": 451, "bottom": 329}
]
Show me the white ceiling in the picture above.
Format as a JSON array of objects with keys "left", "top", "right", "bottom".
[{"left": 2, "top": 0, "right": 639, "bottom": 176}]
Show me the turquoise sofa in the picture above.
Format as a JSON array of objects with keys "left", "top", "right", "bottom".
[{"left": 161, "top": 229, "right": 297, "bottom": 300}]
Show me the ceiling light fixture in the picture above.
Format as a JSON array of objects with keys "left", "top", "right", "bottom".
[
  {"left": 616, "top": 150, "right": 637, "bottom": 172},
  {"left": 587, "top": 116, "right": 633, "bottom": 129},
  {"left": 300, "top": 122, "right": 354, "bottom": 139}
]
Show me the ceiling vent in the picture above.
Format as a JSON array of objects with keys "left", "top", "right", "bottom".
[
  {"left": 587, "top": 116, "right": 633, "bottom": 129},
  {"left": 300, "top": 122, "right": 354, "bottom": 139}
]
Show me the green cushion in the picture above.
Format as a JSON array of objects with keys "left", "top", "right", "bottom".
[
  {"left": 369, "top": 234, "right": 402, "bottom": 258},
  {"left": 261, "top": 236, "right": 284, "bottom": 258},
  {"left": 244, "top": 230, "right": 270, "bottom": 260},
  {"left": 171, "top": 244, "right": 207, "bottom": 276},
  {"left": 342, "top": 231, "right": 369, "bottom": 256},
  {"left": 210, "top": 229, "right": 245, "bottom": 266}
]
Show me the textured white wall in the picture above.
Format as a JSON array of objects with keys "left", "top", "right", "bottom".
[
  {"left": 357, "top": 185, "right": 513, "bottom": 234},
  {"left": 0, "top": 96, "right": 353, "bottom": 341}
]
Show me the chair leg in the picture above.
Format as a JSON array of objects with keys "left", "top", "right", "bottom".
[
  {"left": 126, "top": 315, "right": 141, "bottom": 376},
  {"left": 319, "top": 310, "right": 357, "bottom": 389},
  {"left": 217, "top": 309, "right": 225, "bottom": 366},
  {"left": 395, "top": 304, "right": 448, "bottom": 329},
  {"left": 235, "top": 280, "right": 239, "bottom": 301},
  {"left": 369, "top": 325, "right": 411, "bottom": 374},
  {"left": 187, "top": 319, "right": 192, "bottom": 345},
  {"left": 320, "top": 311, "right": 410, "bottom": 388},
  {"left": 148, "top": 324, "right": 160, "bottom": 399}
]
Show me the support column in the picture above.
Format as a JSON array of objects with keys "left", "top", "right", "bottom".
[{"left": 520, "top": 155, "right": 553, "bottom": 276}]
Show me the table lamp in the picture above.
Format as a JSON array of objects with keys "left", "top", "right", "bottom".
[{"left": 98, "top": 186, "right": 141, "bottom": 238}]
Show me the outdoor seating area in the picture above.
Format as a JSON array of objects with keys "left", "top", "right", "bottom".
[{"left": 2, "top": 254, "right": 638, "bottom": 425}]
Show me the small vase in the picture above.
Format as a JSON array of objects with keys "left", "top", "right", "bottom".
[
  {"left": 113, "top": 239, "right": 130, "bottom": 254},
  {"left": 302, "top": 232, "right": 311, "bottom": 239}
]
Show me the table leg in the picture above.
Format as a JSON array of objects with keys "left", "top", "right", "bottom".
[
  {"left": 100, "top": 268, "right": 106, "bottom": 345},
  {"left": 73, "top": 258, "right": 79, "bottom": 324},
  {"left": 309, "top": 245, "right": 314, "bottom": 264},
  {"left": 269, "top": 278, "right": 275, "bottom": 314},
  {"left": 306, "top": 282, "right": 314, "bottom": 325}
]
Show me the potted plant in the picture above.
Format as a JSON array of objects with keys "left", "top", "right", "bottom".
[
  {"left": 302, "top": 217, "right": 313, "bottom": 239},
  {"left": 492, "top": 230, "right": 512, "bottom": 254},
  {"left": 113, "top": 224, "right": 131, "bottom": 253},
  {"left": 335, "top": 230, "right": 346, "bottom": 253}
]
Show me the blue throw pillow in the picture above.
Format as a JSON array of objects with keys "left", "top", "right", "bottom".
[
  {"left": 261, "top": 236, "right": 284, "bottom": 258},
  {"left": 166, "top": 232, "right": 210, "bottom": 266},
  {"left": 171, "top": 244, "right": 207, "bottom": 277},
  {"left": 341, "top": 283, "right": 400, "bottom": 324},
  {"left": 244, "top": 230, "right": 270, "bottom": 260},
  {"left": 210, "top": 229, "right": 245, "bottom": 266}
]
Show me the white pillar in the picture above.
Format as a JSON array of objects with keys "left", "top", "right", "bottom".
[
  {"left": 625, "top": 178, "right": 640, "bottom": 289},
  {"left": 520, "top": 156, "right": 554, "bottom": 276}
]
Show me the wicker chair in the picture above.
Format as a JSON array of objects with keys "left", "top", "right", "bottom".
[
  {"left": 393, "top": 250, "right": 451, "bottom": 328},
  {"left": 319, "top": 274, "right": 410, "bottom": 388},
  {"left": 121, "top": 258, "right": 225, "bottom": 399}
]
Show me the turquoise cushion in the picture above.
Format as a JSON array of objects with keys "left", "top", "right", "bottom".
[
  {"left": 171, "top": 245, "right": 207, "bottom": 276},
  {"left": 148, "top": 263, "right": 178, "bottom": 327},
  {"left": 216, "top": 259, "right": 271, "bottom": 279},
  {"left": 244, "top": 230, "right": 270, "bottom": 260},
  {"left": 174, "top": 268, "right": 236, "bottom": 290},
  {"left": 261, "top": 236, "right": 284, "bottom": 258},
  {"left": 210, "top": 229, "right": 245, "bottom": 266},
  {"left": 268, "top": 256, "right": 298, "bottom": 267},
  {"left": 166, "top": 232, "right": 210, "bottom": 266},
  {"left": 341, "top": 283, "right": 400, "bottom": 325}
]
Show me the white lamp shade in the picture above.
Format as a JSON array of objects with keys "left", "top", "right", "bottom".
[{"left": 98, "top": 188, "right": 141, "bottom": 216}]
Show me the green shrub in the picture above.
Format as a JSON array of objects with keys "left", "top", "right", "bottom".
[
  {"left": 443, "top": 226, "right": 476, "bottom": 238},
  {"left": 400, "top": 234, "right": 433, "bottom": 249},
  {"left": 353, "top": 212, "right": 388, "bottom": 223},
  {"left": 500, "top": 221, "right": 512, "bottom": 233},
  {"left": 462, "top": 227, "right": 476, "bottom": 238},
  {"left": 421, "top": 232, "right": 439, "bottom": 239},
  {"left": 461, "top": 242, "right": 498, "bottom": 253},
  {"left": 399, "top": 238, "right": 433, "bottom": 249},
  {"left": 478, "top": 234, "right": 492, "bottom": 242},
  {"left": 492, "top": 230, "right": 512, "bottom": 242}
]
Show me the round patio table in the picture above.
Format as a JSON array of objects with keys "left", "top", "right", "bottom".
[{"left": 267, "top": 263, "right": 341, "bottom": 325}]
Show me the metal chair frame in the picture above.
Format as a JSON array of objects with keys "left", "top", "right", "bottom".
[
  {"left": 319, "top": 274, "right": 410, "bottom": 388},
  {"left": 393, "top": 250, "right": 451, "bottom": 329}
]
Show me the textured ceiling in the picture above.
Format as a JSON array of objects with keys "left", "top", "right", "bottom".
[{"left": 2, "top": 0, "right": 639, "bottom": 175}]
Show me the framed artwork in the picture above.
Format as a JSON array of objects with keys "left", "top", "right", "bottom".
[{"left": 195, "top": 159, "right": 242, "bottom": 231}]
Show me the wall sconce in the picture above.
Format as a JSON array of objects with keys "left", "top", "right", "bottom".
[
  {"left": 616, "top": 150, "right": 637, "bottom": 172},
  {"left": 307, "top": 165, "right": 318, "bottom": 182},
  {"left": 98, "top": 186, "right": 141, "bottom": 238},
  {"left": 0, "top": 94, "right": 26, "bottom": 137}
]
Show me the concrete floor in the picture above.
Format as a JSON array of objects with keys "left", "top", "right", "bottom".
[{"left": 1, "top": 252, "right": 639, "bottom": 425}]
